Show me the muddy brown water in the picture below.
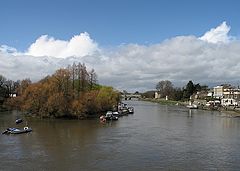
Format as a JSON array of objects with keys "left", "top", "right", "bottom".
[{"left": 1, "top": 100, "right": 240, "bottom": 170}]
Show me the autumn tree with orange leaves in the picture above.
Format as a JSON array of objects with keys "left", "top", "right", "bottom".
[{"left": 7, "top": 63, "right": 120, "bottom": 118}]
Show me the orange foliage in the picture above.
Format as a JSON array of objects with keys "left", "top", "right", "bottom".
[{"left": 7, "top": 63, "right": 120, "bottom": 118}]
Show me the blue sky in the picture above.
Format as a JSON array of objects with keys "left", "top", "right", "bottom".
[{"left": 0, "top": 0, "right": 239, "bottom": 51}]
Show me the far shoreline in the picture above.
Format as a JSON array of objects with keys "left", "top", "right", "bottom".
[{"left": 140, "top": 98, "right": 240, "bottom": 118}]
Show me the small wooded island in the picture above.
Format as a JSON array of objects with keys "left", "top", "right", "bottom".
[{"left": 0, "top": 63, "right": 120, "bottom": 119}]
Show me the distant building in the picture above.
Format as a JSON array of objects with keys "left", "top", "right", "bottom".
[
  {"left": 207, "top": 89, "right": 214, "bottom": 97},
  {"left": 213, "top": 86, "right": 223, "bottom": 99},
  {"left": 221, "top": 98, "right": 238, "bottom": 106},
  {"left": 221, "top": 87, "right": 240, "bottom": 106},
  {"left": 155, "top": 92, "right": 160, "bottom": 99},
  {"left": 193, "top": 91, "right": 209, "bottom": 100},
  {"left": 223, "top": 88, "right": 240, "bottom": 99},
  {"left": 212, "top": 85, "right": 240, "bottom": 106}
]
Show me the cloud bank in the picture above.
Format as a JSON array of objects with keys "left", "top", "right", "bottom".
[
  {"left": 199, "top": 21, "right": 231, "bottom": 43},
  {"left": 26, "top": 32, "right": 98, "bottom": 58},
  {"left": 1, "top": 21, "right": 240, "bottom": 92}
]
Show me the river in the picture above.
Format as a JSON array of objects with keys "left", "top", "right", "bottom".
[{"left": 1, "top": 100, "right": 240, "bottom": 170}]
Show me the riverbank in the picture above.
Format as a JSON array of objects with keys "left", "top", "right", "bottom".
[
  {"left": 141, "top": 98, "right": 186, "bottom": 106},
  {"left": 141, "top": 98, "right": 240, "bottom": 118},
  {"left": 218, "top": 107, "right": 240, "bottom": 117}
]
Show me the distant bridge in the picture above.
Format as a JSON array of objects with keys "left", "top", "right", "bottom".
[{"left": 121, "top": 94, "right": 141, "bottom": 100}]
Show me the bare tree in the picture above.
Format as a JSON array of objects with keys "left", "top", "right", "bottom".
[
  {"left": 156, "top": 80, "right": 174, "bottom": 98},
  {"left": 80, "top": 63, "right": 89, "bottom": 92},
  {"left": 89, "top": 69, "right": 97, "bottom": 90}
]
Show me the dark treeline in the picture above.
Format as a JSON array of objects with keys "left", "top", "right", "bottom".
[
  {"left": 2, "top": 63, "right": 120, "bottom": 118},
  {"left": 155, "top": 80, "right": 208, "bottom": 101},
  {"left": 0, "top": 75, "right": 20, "bottom": 104}
]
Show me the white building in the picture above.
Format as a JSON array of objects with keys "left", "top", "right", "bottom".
[
  {"left": 223, "top": 88, "right": 240, "bottom": 99},
  {"left": 213, "top": 86, "right": 223, "bottom": 99},
  {"left": 221, "top": 98, "right": 238, "bottom": 106},
  {"left": 155, "top": 92, "right": 160, "bottom": 99},
  {"left": 221, "top": 88, "right": 240, "bottom": 106}
]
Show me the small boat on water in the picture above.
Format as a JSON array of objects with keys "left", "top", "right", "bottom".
[
  {"left": 113, "top": 111, "right": 120, "bottom": 118},
  {"left": 118, "top": 107, "right": 129, "bottom": 116},
  {"left": 15, "top": 118, "right": 23, "bottom": 124},
  {"left": 105, "top": 111, "right": 118, "bottom": 121},
  {"left": 186, "top": 100, "right": 198, "bottom": 109},
  {"left": 2, "top": 127, "right": 32, "bottom": 135},
  {"left": 128, "top": 107, "right": 134, "bottom": 114},
  {"left": 186, "top": 104, "right": 198, "bottom": 109}
]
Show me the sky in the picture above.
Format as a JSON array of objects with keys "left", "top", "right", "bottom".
[{"left": 0, "top": 0, "right": 240, "bottom": 92}]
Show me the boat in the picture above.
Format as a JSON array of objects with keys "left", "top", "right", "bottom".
[
  {"left": 186, "top": 104, "right": 198, "bottom": 109},
  {"left": 112, "top": 111, "right": 120, "bottom": 118},
  {"left": 186, "top": 100, "right": 198, "bottom": 109},
  {"left": 105, "top": 111, "right": 118, "bottom": 121},
  {"left": 15, "top": 118, "right": 23, "bottom": 124},
  {"left": 118, "top": 107, "right": 129, "bottom": 116},
  {"left": 128, "top": 107, "right": 134, "bottom": 114},
  {"left": 2, "top": 127, "right": 32, "bottom": 134}
]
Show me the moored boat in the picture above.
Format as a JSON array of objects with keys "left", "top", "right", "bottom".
[
  {"left": 128, "top": 107, "right": 134, "bottom": 114},
  {"left": 186, "top": 104, "right": 198, "bottom": 109},
  {"left": 105, "top": 111, "right": 118, "bottom": 120},
  {"left": 2, "top": 127, "right": 32, "bottom": 134},
  {"left": 15, "top": 118, "right": 23, "bottom": 124},
  {"left": 112, "top": 111, "right": 120, "bottom": 118},
  {"left": 118, "top": 107, "right": 129, "bottom": 116}
]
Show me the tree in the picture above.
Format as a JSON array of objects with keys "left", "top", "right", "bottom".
[
  {"left": 183, "top": 80, "right": 197, "bottom": 99},
  {"left": 156, "top": 80, "right": 174, "bottom": 99},
  {"left": 194, "top": 83, "right": 203, "bottom": 92},
  {"left": 0, "top": 75, "right": 19, "bottom": 102},
  {"left": 96, "top": 86, "right": 120, "bottom": 112},
  {"left": 0, "top": 75, "right": 7, "bottom": 103},
  {"left": 70, "top": 63, "right": 77, "bottom": 98},
  {"left": 77, "top": 62, "right": 82, "bottom": 98},
  {"left": 5, "top": 80, "right": 14, "bottom": 98},
  {"left": 6, "top": 63, "right": 118, "bottom": 119},
  {"left": 142, "top": 91, "right": 155, "bottom": 98},
  {"left": 89, "top": 69, "right": 97, "bottom": 90},
  {"left": 53, "top": 69, "right": 71, "bottom": 94},
  {"left": 0, "top": 75, "right": 6, "bottom": 87},
  {"left": 19, "top": 79, "right": 31, "bottom": 95},
  {"left": 173, "top": 87, "right": 183, "bottom": 101},
  {"left": 80, "top": 63, "right": 89, "bottom": 92}
]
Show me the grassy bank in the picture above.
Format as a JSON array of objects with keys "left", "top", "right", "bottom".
[
  {"left": 142, "top": 98, "right": 240, "bottom": 118},
  {"left": 142, "top": 98, "right": 184, "bottom": 105}
]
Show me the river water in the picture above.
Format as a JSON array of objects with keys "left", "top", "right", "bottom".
[{"left": 1, "top": 100, "right": 240, "bottom": 170}]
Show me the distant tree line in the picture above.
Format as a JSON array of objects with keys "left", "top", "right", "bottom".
[
  {"left": 155, "top": 80, "right": 208, "bottom": 101},
  {"left": 3, "top": 63, "right": 120, "bottom": 118},
  {"left": 0, "top": 75, "right": 20, "bottom": 104}
]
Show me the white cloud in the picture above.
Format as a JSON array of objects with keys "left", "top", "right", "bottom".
[
  {"left": 1, "top": 22, "right": 240, "bottom": 92},
  {"left": 199, "top": 21, "right": 231, "bottom": 43},
  {"left": 0, "top": 45, "right": 17, "bottom": 54},
  {"left": 26, "top": 32, "right": 98, "bottom": 58}
]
